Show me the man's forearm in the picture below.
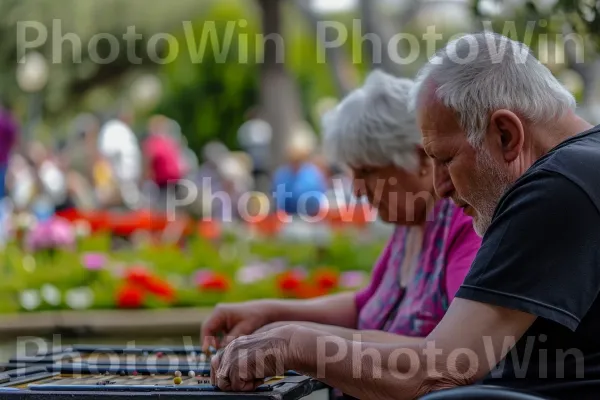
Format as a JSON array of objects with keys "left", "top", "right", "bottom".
[
  {"left": 286, "top": 326, "right": 458, "bottom": 400},
  {"left": 267, "top": 292, "right": 358, "bottom": 328},
  {"left": 287, "top": 326, "right": 425, "bottom": 400}
]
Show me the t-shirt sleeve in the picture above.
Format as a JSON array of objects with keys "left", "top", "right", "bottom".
[
  {"left": 355, "top": 232, "right": 394, "bottom": 312},
  {"left": 444, "top": 210, "right": 482, "bottom": 302},
  {"left": 455, "top": 170, "right": 600, "bottom": 331}
]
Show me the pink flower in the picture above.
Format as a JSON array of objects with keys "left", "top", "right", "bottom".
[
  {"left": 268, "top": 258, "right": 287, "bottom": 274},
  {"left": 236, "top": 264, "right": 271, "bottom": 284},
  {"left": 339, "top": 271, "right": 368, "bottom": 289},
  {"left": 194, "top": 268, "right": 215, "bottom": 286},
  {"left": 25, "top": 217, "right": 75, "bottom": 253},
  {"left": 81, "top": 253, "right": 107, "bottom": 270}
]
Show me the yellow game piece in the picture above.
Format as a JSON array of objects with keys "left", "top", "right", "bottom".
[{"left": 173, "top": 377, "right": 182, "bottom": 385}]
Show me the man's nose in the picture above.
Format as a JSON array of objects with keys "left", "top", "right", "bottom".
[{"left": 434, "top": 165, "right": 454, "bottom": 199}]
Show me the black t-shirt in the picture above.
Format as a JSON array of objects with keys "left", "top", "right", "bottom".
[{"left": 455, "top": 125, "right": 600, "bottom": 399}]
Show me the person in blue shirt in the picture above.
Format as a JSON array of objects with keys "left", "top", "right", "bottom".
[{"left": 272, "top": 133, "right": 327, "bottom": 217}]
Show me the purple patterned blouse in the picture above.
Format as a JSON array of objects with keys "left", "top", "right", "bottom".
[{"left": 355, "top": 198, "right": 481, "bottom": 337}]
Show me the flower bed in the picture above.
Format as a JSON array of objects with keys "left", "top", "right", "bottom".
[{"left": 0, "top": 215, "right": 386, "bottom": 314}]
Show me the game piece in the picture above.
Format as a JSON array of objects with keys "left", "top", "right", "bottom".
[
  {"left": 119, "top": 370, "right": 126, "bottom": 376},
  {"left": 173, "top": 377, "right": 182, "bottom": 385},
  {"left": 188, "top": 371, "right": 195, "bottom": 378},
  {"left": 174, "top": 370, "right": 182, "bottom": 377},
  {"left": 156, "top": 352, "right": 164, "bottom": 358},
  {"left": 132, "top": 370, "right": 138, "bottom": 376}
]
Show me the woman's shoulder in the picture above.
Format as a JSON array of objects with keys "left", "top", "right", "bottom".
[{"left": 433, "top": 198, "right": 481, "bottom": 249}]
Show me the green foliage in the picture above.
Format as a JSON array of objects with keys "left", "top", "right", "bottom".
[
  {"left": 472, "top": 0, "right": 600, "bottom": 46},
  {"left": 155, "top": 1, "right": 261, "bottom": 153}
]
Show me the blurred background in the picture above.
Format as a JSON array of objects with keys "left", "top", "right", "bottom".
[{"left": 0, "top": 0, "right": 598, "bottom": 358}]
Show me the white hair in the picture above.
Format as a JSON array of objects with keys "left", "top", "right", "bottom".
[
  {"left": 410, "top": 32, "right": 577, "bottom": 146},
  {"left": 322, "top": 69, "right": 422, "bottom": 171}
]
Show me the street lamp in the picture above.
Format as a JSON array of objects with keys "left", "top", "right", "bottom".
[{"left": 16, "top": 51, "right": 49, "bottom": 143}]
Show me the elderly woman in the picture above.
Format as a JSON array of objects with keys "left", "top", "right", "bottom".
[{"left": 201, "top": 70, "right": 481, "bottom": 351}]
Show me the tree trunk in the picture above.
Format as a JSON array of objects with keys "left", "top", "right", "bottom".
[{"left": 257, "top": 0, "right": 304, "bottom": 173}]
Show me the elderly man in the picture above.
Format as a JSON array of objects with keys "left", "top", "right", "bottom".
[{"left": 208, "top": 33, "right": 600, "bottom": 400}]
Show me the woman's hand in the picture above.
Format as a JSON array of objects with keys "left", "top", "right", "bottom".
[
  {"left": 210, "top": 325, "right": 296, "bottom": 391},
  {"left": 201, "top": 301, "right": 280, "bottom": 353}
]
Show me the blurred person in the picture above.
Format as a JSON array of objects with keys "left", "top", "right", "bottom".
[
  {"left": 0, "top": 101, "right": 19, "bottom": 201},
  {"left": 98, "top": 110, "right": 142, "bottom": 209},
  {"left": 201, "top": 70, "right": 481, "bottom": 359},
  {"left": 27, "top": 141, "right": 68, "bottom": 216},
  {"left": 0, "top": 101, "right": 18, "bottom": 247},
  {"left": 193, "top": 141, "right": 230, "bottom": 219},
  {"left": 54, "top": 140, "right": 95, "bottom": 210},
  {"left": 6, "top": 153, "right": 36, "bottom": 211},
  {"left": 271, "top": 125, "right": 328, "bottom": 217},
  {"left": 69, "top": 113, "right": 101, "bottom": 180},
  {"left": 238, "top": 108, "right": 273, "bottom": 193},
  {"left": 142, "top": 115, "right": 187, "bottom": 212}
]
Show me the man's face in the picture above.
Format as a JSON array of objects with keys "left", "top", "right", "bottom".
[{"left": 418, "top": 101, "right": 514, "bottom": 236}]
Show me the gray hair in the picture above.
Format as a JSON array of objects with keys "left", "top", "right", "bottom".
[
  {"left": 410, "top": 32, "right": 577, "bottom": 146},
  {"left": 322, "top": 69, "right": 422, "bottom": 171}
]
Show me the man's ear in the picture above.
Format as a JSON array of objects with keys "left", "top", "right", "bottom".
[{"left": 489, "top": 110, "right": 524, "bottom": 163}]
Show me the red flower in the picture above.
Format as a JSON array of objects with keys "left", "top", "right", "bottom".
[
  {"left": 116, "top": 285, "right": 144, "bottom": 308},
  {"left": 198, "top": 274, "right": 230, "bottom": 292},
  {"left": 294, "top": 283, "right": 327, "bottom": 299},
  {"left": 314, "top": 270, "right": 338, "bottom": 291},
  {"left": 276, "top": 271, "right": 303, "bottom": 293},
  {"left": 146, "top": 277, "right": 175, "bottom": 302},
  {"left": 198, "top": 221, "right": 221, "bottom": 240},
  {"left": 125, "top": 266, "right": 152, "bottom": 286}
]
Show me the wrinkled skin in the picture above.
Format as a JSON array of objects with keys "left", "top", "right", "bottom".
[
  {"left": 201, "top": 301, "right": 275, "bottom": 352},
  {"left": 210, "top": 326, "right": 294, "bottom": 391}
]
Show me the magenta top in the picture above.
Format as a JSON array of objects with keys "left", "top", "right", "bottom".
[
  {"left": 0, "top": 108, "right": 18, "bottom": 165},
  {"left": 355, "top": 198, "right": 481, "bottom": 336}
]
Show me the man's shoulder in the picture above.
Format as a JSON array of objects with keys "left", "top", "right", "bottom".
[
  {"left": 539, "top": 126, "right": 600, "bottom": 168},
  {"left": 518, "top": 126, "right": 600, "bottom": 210}
]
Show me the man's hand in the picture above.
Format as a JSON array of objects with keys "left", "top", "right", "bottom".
[
  {"left": 210, "top": 326, "right": 295, "bottom": 391},
  {"left": 201, "top": 301, "right": 278, "bottom": 353}
]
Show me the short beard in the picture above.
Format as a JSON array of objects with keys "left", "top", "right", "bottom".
[{"left": 470, "top": 148, "right": 514, "bottom": 237}]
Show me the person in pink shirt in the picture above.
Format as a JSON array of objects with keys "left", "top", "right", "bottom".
[
  {"left": 142, "top": 115, "right": 187, "bottom": 211},
  {"left": 0, "top": 102, "right": 19, "bottom": 200},
  {"left": 200, "top": 70, "right": 481, "bottom": 355}
]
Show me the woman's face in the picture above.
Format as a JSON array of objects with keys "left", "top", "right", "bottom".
[{"left": 350, "top": 161, "right": 435, "bottom": 225}]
